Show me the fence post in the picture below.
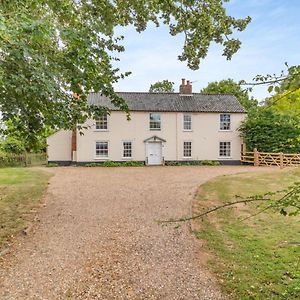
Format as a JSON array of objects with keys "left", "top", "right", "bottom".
[
  {"left": 254, "top": 148, "right": 259, "bottom": 167},
  {"left": 279, "top": 152, "right": 284, "bottom": 169}
]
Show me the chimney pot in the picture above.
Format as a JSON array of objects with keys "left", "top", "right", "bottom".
[
  {"left": 179, "top": 78, "right": 192, "bottom": 95},
  {"left": 181, "top": 78, "right": 185, "bottom": 85}
]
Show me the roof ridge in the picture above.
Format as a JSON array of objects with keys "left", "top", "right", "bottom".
[{"left": 90, "top": 91, "right": 235, "bottom": 96}]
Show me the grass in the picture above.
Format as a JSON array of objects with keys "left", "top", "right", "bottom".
[
  {"left": 194, "top": 168, "right": 300, "bottom": 300},
  {"left": 0, "top": 168, "right": 50, "bottom": 250}
]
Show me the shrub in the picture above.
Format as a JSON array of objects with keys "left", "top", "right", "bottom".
[
  {"left": 122, "top": 161, "right": 144, "bottom": 167},
  {"left": 47, "top": 163, "right": 59, "bottom": 167},
  {"left": 84, "top": 161, "right": 144, "bottom": 167},
  {"left": 85, "top": 163, "right": 100, "bottom": 167},
  {"left": 0, "top": 137, "right": 26, "bottom": 154},
  {"left": 165, "top": 160, "right": 220, "bottom": 166},
  {"left": 201, "top": 160, "right": 220, "bottom": 166},
  {"left": 239, "top": 108, "right": 300, "bottom": 153},
  {"left": 0, "top": 151, "right": 25, "bottom": 167}
]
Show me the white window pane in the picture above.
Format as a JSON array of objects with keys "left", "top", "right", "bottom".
[
  {"left": 150, "top": 113, "right": 161, "bottom": 130},
  {"left": 219, "top": 142, "right": 231, "bottom": 157},
  {"left": 183, "top": 141, "right": 192, "bottom": 157},
  {"left": 96, "top": 114, "right": 108, "bottom": 130},
  {"left": 123, "top": 142, "right": 132, "bottom": 157},
  {"left": 220, "top": 114, "right": 231, "bottom": 130},
  {"left": 183, "top": 114, "right": 192, "bottom": 130},
  {"left": 96, "top": 142, "right": 108, "bottom": 157}
]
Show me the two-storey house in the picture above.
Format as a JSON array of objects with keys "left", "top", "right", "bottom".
[{"left": 47, "top": 79, "right": 246, "bottom": 165}]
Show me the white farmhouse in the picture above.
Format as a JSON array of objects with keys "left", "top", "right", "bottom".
[{"left": 47, "top": 79, "right": 246, "bottom": 165}]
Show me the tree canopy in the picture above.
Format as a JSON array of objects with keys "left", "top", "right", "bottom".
[
  {"left": 239, "top": 108, "right": 300, "bottom": 153},
  {"left": 265, "top": 89, "right": 300, "bottom": 117},
  {"left": 201, "top": 79, "right": 257, "bottom": 110},
  {"left": 0, "top": 118, "right": 52, "bottom": 153},
  {"left": 0, "top": 0, "right": 251, "bottom": 136},
  {"left": 149, "top": 80, "right": 174, "bottom": 93}
]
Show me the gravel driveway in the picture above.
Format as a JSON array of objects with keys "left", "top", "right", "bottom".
[{"left": 0, "top": 166, "right": 272, "bottom": 299}]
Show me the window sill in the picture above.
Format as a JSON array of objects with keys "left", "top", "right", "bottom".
[
  {"left": 218, "top": 157, "right": 232, "bottom": 159},
  {"left": 150, "top": 129, "right": 161, "bottom": 131},
  {"left": 122, "top": 157, "right": 133, "bottom": 160},
  {"left": 183, "top": 130, "right": 193, "bottom": 132},
  {"left": 219, "top": 130, "right": 232, "bottom": 132},
  {"left": 183, "top": 157, "right": 193, "bottom": 159},
  {"left": 94, "top": 157, "right": 109, "bottom": 160},
  {"left": 94, "top": 129, "right": 109, "bottom": 132}
]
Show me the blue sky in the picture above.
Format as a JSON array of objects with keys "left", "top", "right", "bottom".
[{"left": 113, "top": 0, "right": 300, "bottom": 101}]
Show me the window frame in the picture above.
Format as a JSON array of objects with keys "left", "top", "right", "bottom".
[
  {"left": 149, "top": 112, "right": 161, "bottom": 131},
  {"left": 219, "top": 141, "right": 231, "bottom": 158},
  {"left": 183, "top": 114, "right": 192, "bottom": 131},
  {"left": 95, "top": 114, "right": 108, "bottom": 131},
  {"left": 183, "top": 141, "right": 192, "bottom": 158},
  {"left": 95, "top": 141, "right": 109, "bottom": 159},
  {"left": 122, "top": 141, "right": 133, "bottom": 159},
  {"left": 219, "top": 113, "right": 231, "bottom": 131}
]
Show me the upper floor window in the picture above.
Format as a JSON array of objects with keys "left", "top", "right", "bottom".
[
  {"left": 183, "top": 141, "right": 192, "bottom": 158},
  {"left": 95, "top": 141, "right": 108, "bottom": 158},
  {"left": 96, "top": 114, "right": 108, "bottom": 130},
  {"left": 183, "top": 114, "right": 192, "bottom": 131},
  {"left": 149, "top": 113, "right": 161, "bottom": 130},
  {"left": 219, "top": 141, "right": 231, "bottom": 157},
  {"left": 123, "top": 141, "right": 132, "bottom": 158},
  {"left": 220, "top": 114, "right": 231, "bottom": 130}
]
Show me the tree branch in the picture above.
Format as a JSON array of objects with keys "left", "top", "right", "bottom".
[{"left": 158, "top": 197, "right": 270, "bottom": 223}]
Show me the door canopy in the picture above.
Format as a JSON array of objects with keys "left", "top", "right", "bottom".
[{"left": 143, "top": 135, "right": 166, "bottom": 143}]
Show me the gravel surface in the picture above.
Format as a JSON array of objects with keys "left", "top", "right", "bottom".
[{"left": 0, "top": 166, "right": 276, "bottom": 299}]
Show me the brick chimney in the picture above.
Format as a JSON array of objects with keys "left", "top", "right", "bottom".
[{"left": 179, "top": 78, "right": 192, "bottom": 95}]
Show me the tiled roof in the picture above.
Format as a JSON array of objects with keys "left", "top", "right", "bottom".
[{"left": 88, "top": 92, "right": 246, "bottom": 113}]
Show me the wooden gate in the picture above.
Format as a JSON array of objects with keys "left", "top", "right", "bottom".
[{"left": 241, "top": 148, "right": 300, "bottom": 168}]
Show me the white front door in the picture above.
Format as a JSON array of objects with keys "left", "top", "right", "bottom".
[{"left": 147, "top": 142, "right": 162, "bottom": 165}]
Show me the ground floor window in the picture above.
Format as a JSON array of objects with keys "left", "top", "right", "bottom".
[
  {"left": 183, "top": 141, "right": 192, "bottom": 157},
  {"left": 219, "top": 141, "right": 231, "bottom": 157},
  {"left": 96, "top": 141, "right": 108, "bottom": 158},
  {"left": 123, "top": 141, "right": 132, "bottom": 158}
]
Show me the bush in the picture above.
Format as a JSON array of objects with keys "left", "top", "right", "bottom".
[
  {"left": 0, "top": 151, "right": 25, "bottom": 167},
  {"left": 201, "top": 160, "right": 220, "bottom": 166},
  {"left": 122, "top": 161, "right": 144, "bottom": 167},
  {"left": 0, "top": 137, "right": 26, "bottom": 154},
  {"left": 85, "top": 161, "right": 144, "bottom": 167},
  {"left": 239, "top": 108, "right": 300, "bottom": 153},
  {"left": 47, "top": 163, "right": 59, "bottom": 167},
  {"left": 85, "top": 163, "right": 100, "bottom": 167},
  {"left": 165, "top": 160, "right": 220, "bottom": 166}
]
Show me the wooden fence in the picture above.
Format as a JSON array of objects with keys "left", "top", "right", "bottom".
[
  {"left": 0, "top": 153, "right": 47, "bottom": 168},
  {"left": 241, "top": 148, "right": 300, "bottom": 168}
]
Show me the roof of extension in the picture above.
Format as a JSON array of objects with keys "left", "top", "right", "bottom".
[{"left": 88, "top": 92, "right": 246, "bottom": 113}]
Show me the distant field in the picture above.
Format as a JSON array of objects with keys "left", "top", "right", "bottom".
[
  {"left": 0, "top": 168, "right": 50, "bottom": 249},
  {"left": 194, "top": 168, "right": 300, "bottom": 299}
]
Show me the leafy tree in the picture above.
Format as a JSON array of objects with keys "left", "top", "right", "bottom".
[
  {"left": 0, "top": 0, "right": 251, "bottom": 139},
  {"left": 201, "top": 79, "right": 257, "bottom": 110},
  {"left": 239, "top": 108, "right": 300, "bottom": 153},
  {"left": 0, "top": 136, "right": 26, "bottom": 154},
  {"left": 0, "top": 118, "right": 53, "bottom": 153},
  {"left": 266, "top": 88, "right": 300, "bottom": 117},
  {"left": 242, "top": 64, "right": 300, "bottom": 100},
  {"left": 149, "top": 80, "right": 174, "bottom": 93}
]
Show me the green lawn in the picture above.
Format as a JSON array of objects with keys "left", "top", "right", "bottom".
[
  {"left": 0, "top": 168, "right": 50, "bottom": 249},
  {"left": 194, "top": 168, "right": 300, "bottom": 300}
]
